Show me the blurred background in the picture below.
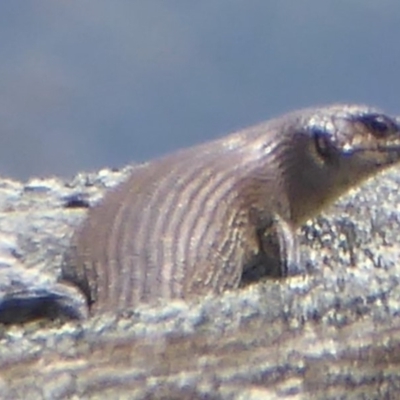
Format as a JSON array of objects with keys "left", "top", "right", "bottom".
[{"left": 1, "top": 0, "right": 400, "bottom": 180}]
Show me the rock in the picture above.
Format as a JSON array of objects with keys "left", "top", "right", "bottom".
[{"left": 0, "top": 165, "right": 400, "bottom": 399}]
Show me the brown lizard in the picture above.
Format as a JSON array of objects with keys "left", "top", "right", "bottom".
[
  {"left": 60, "top": 103, "right": 400, "bottom": 317},
  {"left": 1, "top": 103, "right": 400, "bottom": 322}
]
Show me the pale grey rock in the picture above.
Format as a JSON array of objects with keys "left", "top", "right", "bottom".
[{"left": 0, "top": 165, "right": 399, "bottom": 399}]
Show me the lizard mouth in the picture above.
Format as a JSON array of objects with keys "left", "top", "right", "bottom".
[
  {"left": 346, "top": 144, "right": 400, "bottom": 153},
  {"left": 344, "top": 144, "right": 400, "bottom": 167},
  {"left": 372, "top": 146, "right": 400, "bottom": 166}
]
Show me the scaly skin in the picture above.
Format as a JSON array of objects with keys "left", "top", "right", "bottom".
[
  {"left": 61, "top": 104, "right": 400, "bottom": 316},
  {"left": 1, "top": 103, "right": 400, "bottom": 322}
]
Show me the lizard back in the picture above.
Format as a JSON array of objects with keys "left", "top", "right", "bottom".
[{"left": 63, "top": 122, "right": 285, "bottom": 314}]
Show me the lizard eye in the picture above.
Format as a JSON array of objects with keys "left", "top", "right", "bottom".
[{"left": 358, "top": 114, "right": 394, "bottom": 137}]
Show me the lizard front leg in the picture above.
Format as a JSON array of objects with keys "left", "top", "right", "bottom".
[{"left": 241, "top": 214, "right": 300, "bottom": 285}]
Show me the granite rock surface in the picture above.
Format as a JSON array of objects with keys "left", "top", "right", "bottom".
[{"left": 0, "top": 164, "right": 399, "bottom": 399}]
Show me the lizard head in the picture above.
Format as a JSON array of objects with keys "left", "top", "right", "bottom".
[
  {"left": 283, "top": 104, "right": 400, "bottom": 223},
  {"left": 306, "top": 105, "right": 400, "bottom": 170}
]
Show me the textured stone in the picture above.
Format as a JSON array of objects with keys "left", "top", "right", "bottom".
[{"left": 0, "top": 164, "right": 399, "bottom": 399}]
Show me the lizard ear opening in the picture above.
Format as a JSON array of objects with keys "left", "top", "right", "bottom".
[{"left": 313, "top": 130, "right": 336, "bottom": 164}]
